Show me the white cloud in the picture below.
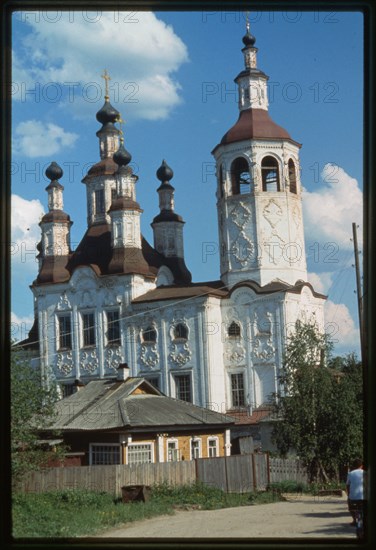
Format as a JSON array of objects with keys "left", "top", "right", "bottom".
[
  {"left": 11, "top": 194, "right": 44, "bottom": 270},
  {"left": 11, "top": 312, "right": 34, "bottom": 343},
  {"left": 324, "top": 299, "right": 360, "bottom": 353},
  {"left": 13, "top": 120, "right": 78, "bottom": 158},
  {"left": 307, "top": 271, "right": 333, "bottom": 294},
  {"left": 303, "top": 164, "right": 363, "bottom": 250},
  {"left": 13, "top": 11, "right": 189, "bottom": 120}
]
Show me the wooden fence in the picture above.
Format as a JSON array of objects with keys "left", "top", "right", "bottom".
[
  {"left": 269, "top": 458, "right": 308, "bottom": 483},
  {"left": 196, "top": 453, "right": 268, "bottom": 493},
  {"left": 18, "top": 455, "right": 306, "bottom": 495}
]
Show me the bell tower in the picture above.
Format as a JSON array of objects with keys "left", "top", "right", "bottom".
[{"left": 212, "top": 21, "right": 307, "bottom": 288}]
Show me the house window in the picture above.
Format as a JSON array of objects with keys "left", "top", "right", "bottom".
[
  {"left": 231, "top": 157, "right": 251, "bottom": 195},
  {"left": 58, "top": 314, "right": 72, "bottom": 350},
  {"left": 174, "top": 323, "right": 188, "bottom": 341},
  {"left": 82, "top": 312, "right": 95, "bottom": 347},
  {"left": 143, "top": 326, "right": 157, "bottom": 344},
  {"left": 106, "top": 310, "right": 120, "bottom": 345},
  {"left": 175, "top": 374, "right": 192, "bottom": 402},
  {"left": 127, "top": 443, "right": 153, "bottom": 465},
  {"left": 208, "top": 438, "right": 219, "bottom": 458},
  {"left": 288, "top": 159, "right": 297, "bottom": 194},
  {"left": 90, "top": 444, "right": 121, "bottom": 465},
  {"left": 95, "top": 189, "right": 105, "bottom": 214},
  {"left": 231, "top": 373, "right": 245, "bottom": 408},
  {"left": 144, "top": 376, "right": 160, "bottom": 390},
  {"left": 261, "top": 156, "right": 280, "bottom": 192},
  {"left": 167, "top": 440, "right": 179, "bottom": 462},
  {"left": 190, "top": 438, "right": 202, "bottom": 460},
  {"left": 228, "top": 321, "right": 241, "bottom": 339}
]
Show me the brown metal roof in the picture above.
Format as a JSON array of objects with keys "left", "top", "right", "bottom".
[
  {"left": 36, "top": 255, "right": 71, "bottom": 284},
  {"left": 34, "top": 223, "right": 192, "bottom": 284},
  {"left": 82, "top": 157, "right": 118, "bottom": 180},
  {"left": 132, "top": 281, "right": 228, "bottom": 303},
  {"left": 228, "top": 407, "right": 272, "bottom": 425},
  {"left": 40, "top": 210, "right": 71, "bottom": 223},
  {"left": 212, "top": 108, "right": 301, "bottom": 152}
]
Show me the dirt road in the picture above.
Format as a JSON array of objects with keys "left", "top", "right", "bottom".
[{"left": 97, "top": 494, "right": 357, "bottom": 539}]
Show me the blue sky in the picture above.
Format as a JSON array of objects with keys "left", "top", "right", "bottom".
[{"left": 11, "top": 10, "right": 363, "bottom": 356}]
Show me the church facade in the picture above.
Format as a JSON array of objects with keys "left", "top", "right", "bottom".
[{"left": 24, "top": 26, "right": 326, "bottom": 416}]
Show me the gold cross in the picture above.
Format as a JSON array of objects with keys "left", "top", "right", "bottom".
[
  {"left": 245, "top": 11, "right": 250, "bottom": 32},
  {"left": 116, "top": 115, "right": 126, "bottom": 135},
  {"left": 101, "top": 69, "right": 111, "bottom": 98}
]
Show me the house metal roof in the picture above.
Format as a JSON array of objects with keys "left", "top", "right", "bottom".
[{"left": 49, "top": 377, "right": 235, "bottom": 432}]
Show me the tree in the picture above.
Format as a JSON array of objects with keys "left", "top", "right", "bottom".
[
  {"left": 271, "top": 322, "right": 363, "bottom": 483},
  {"left": 11, "top": 350, "right": 65, "bottom": 487}
]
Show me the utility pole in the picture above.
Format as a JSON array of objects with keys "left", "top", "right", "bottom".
[{"left": 352, "top": 222, "right": 363, "bottom": 360}]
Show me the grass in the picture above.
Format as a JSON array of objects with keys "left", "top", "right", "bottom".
[{"left": 12, "top": 484, "right": 284, "bottom": 538}]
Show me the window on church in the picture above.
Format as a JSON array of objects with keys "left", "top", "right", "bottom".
[
  {"left": 175, "top": 374, "right": 192, "bottom": 402},
  {"left": 231, "top": 157, "right": 252, "bottom": 195},
  {"left": 228, "top": 321, "right": 241, "bottom": 339},
  {"left": 173, "top": 323, "right": 188, "bottom": 341},
  {"left": 95, "top": 189, "right": 105, "bottom": 214},
  {"left": 231, "top": 373, "right": 245, "bottom": 408},
  {"left": 111, "top": 188, "right": 117, "bottom": 202},
  {"left": 143, "top": 326, "right": 157, "bottom": 344},
  {"left": 219, "top": 165, "right": 224, "bottom": 198},
  {"left": 82, "top": 312, "right": 96, "bottom": 347},
  {"left": 58, "top": 314, "right": 72, "bottom": 350},
  {"left": 61, "top": 383, "right": 74, "bottom": 398},
  {"left": 261, "top": 156, "right": 280, "bottom": 192},
  {"left": 288, "top": 159, "right": 297, "bottom": 194},
  {"left": 106, "top": 310, "right": 120, "bottom": 345}
]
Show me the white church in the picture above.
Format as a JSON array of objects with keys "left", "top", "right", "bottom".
[{"left": 22, "top": 25, "right": 326, "bottom": 427}]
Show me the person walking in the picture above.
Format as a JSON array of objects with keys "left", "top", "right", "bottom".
[{"left": 346, "top": 458, "right": 365, "bottom": 526}]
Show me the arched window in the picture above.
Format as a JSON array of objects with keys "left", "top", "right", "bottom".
[
  {"left": 231, "top": 157, "right": 251, "bottom": 195},
  {"left": 143, "top": 326, "right": 157, "bottom": 343},
  {"left": 228, "top": 321, "right": 241, "bottom": 339},
  {"left": 174, "top": 323, "right": 188, "bottom": 341},
  {"left": 219, "top": 165, "right": 224, "bottom": 198},
  {"left": 288, "top": 159, "right": 297, "bottom": 194},
  {"left": 261, "top": 156, "right": 280, "bottom": 192}
]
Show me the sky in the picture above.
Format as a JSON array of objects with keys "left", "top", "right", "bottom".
[{"left": 11, "top": 9, "right": 363, "bottom": 356}]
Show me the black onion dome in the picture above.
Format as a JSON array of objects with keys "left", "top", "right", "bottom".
[
  {"left": 45, "top": 161, "right": 63, "bottom": 181},
  {"left": 242, "top": 30, "right": 256, "bottom": 47},
  {"left": 156, "top": 159, "right": 174, "bottom": 182},
  {"left": 96, "top": 100, "right": 120, "bottom": 125},
  {"left": 113, "top": 142, "right": 132, "bottom": 167}
]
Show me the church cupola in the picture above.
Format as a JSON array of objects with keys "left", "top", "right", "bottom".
[
  {"left": 37, "top": 162, "right": 72, "bottom": 283},
  {"left": 235, "top": 19, "right": 268, "bottom": 112},
  {"left": 107, "top": 133, "right": 150, "bottom": 276},
  {"left": 151, "top": 160, "right": 192, "bottom": 284},
  {"left": 82, "top": 70, "right": 120, "bottom": 227},
  {"left": 152, "top": 160, "right": 184, "bottom": 256},
  {"left": 95, "top": 69, "right": 121, "bottom": 160},
  {"left": 211, "top": 18, "right": 307, "bottom": 288}
]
